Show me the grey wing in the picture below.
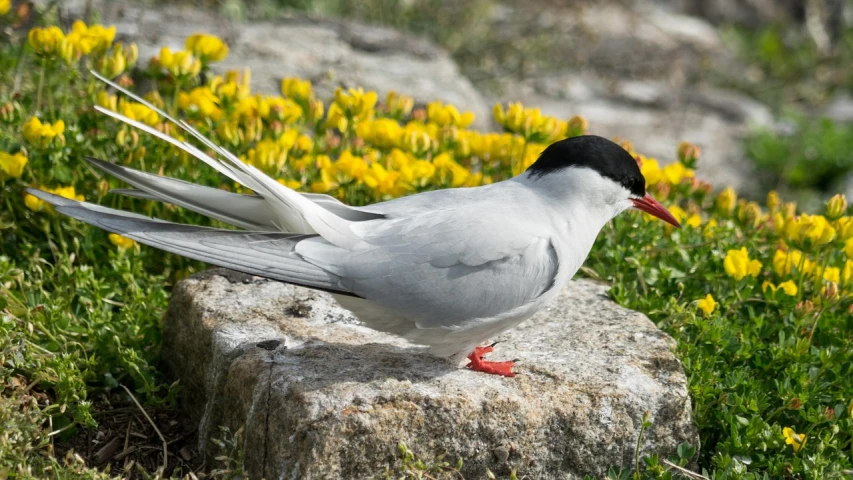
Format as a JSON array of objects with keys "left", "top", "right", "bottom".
[
  {"left": 295, "top": 202, "right": 559, "bottom": 328},
  {"left": 27, "top": 189, "right": 354, "bottom": 296}
]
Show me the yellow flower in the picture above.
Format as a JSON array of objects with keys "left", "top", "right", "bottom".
[
  {"left": 736, "top": 201, "right": 764, "bottom": 228},
  {"left": 0, "top": 151, "right": 27, "bottom": 179},
  {"left": 835, "top": 217, "right": 853, "bottom": 241},
  {"left": 661, "top": 161, "right": 694, "bottom": 185},
  {"left": 295, "top": 134, "right": 313, "bottom": 154},
  {"left": 696, "top": 294, "right": 716, "bottom": 316},
  {"left": 120, "top": 101, "right": 159, "bottom": 126},
  {"left": 785, "top": 214, "right": 836, "bottom": 247},
  {"left": 772, "top": 212, "right": 787, "bottom": 236},
  {"left": 65, "top": 20, "right": 115, "bottom": 55},
  {"left": 363, "top": 163, "right": 405, "bottom": 198},
  {"left": 331, "top": 150, "right": 369, "bottom": 183},
  {"left": 762, "top": 280, "right": 798, "bottom": 297},
  {"left": 277, "top": 178, "right": 303, "bottom": 190},
  {"left": 333, "top": 87, "right": 378, "bottom": 122},
  {"left": 826, "top": 194, "right": 847, "bottom": 219},
  {"left": 253, "top": 96, "right": 302, "bottom": 124},
  {"left": 723, "top": 247, "right": 762, "bottom": 281},
  {"left": 97, "top": 91, "right": 118, "bottom": 111},
  {"left": 281, "top": 78, "right": 312, "bottom": 103},
  {"left": 325, "top": 103, "right": 348, "bottom": 131},
  {"left": 156, "top": 47, "right": 201, "bottom": 79},
  {"left": 716, "top": 187, "right": 737, "bottom": 215},
  {"left": 0, "top": 0, "right": 10, "bottom": 15},
  {"left": 399, "top": 159, "right": 436, "bottom": 189},
  {"left": 819, "top": 266, "right": 840, "bottom": 284},
  {"left": 22, "top": 117, "right": 65, "bottom": 146},
  {"left": 356, "top": 118, "right": 403, "bottom": 149},
  {"left": 24, "top": 193, "right": 44, "bottom": 212},
  {"left": 383, "top": 91, "right": 414, "bottom": 118},
  {"left": 782, "top": 427, "right": 806, "bottom": 453},
  {"left": 492, "top": 102, "right": 565, "bottom": 143},
  {"left": 846, "top": 238, "right": 853, "bottom": 258},
  {"left": 179, "top": 87, "right": 222, "bottom": 119},
  {"left": 640, "top": 158, "right": 662, "bottom": 187},
  {"left": 426, "top": 101, "right": 475, "bottom": 128},
  {"left": 109, "top": 233, "right": 137, "bottom": 250},
  {"left": 843, "top": 260, "right": 853, "bottom": 285},
  {"left": 685, "top": 214, "right": 702, "bottom": 228},
  {"left": 433, "top": 152, "right": 469, "bottom": 187},
  {"left": 185, "top": 33, "right": 228, "bottom": 63},
  {"left": 28, "top": 26, "right": 66, "bottom": 57},
  {"left": 401, "top": 127, "right": 435, "bottom": 156},
  {"left": 773, "top": 249, "right": 814, "bottom": 277},
  {"left": 668, "top": 205, "right": 687, "bottom": 225},
  {"left": 310, "top": 166, "right": 337, "bottom": 193},
  {"left": 97, "top": 43, "right": 127, "bottom": 79},
  {"left": 766, "top": 190, "right": 780, "bottom": 212},
  {"left": 245, "top": 139, "right": 286, "bottom": 170}
]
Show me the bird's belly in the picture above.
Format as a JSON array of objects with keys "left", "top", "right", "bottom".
[{"left": 332, "top": 293, "right": 549, "bottom": 361}]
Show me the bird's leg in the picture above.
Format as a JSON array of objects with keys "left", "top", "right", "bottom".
[{"left": 465, "top": 343, "right": 516, "bottom": 377}]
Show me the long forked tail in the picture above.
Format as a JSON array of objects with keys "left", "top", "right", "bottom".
[
  {"left": 85, "top": 157, "right": 385, "bottom": 230},
  {"left": 87, "top": 71, "right": 369, "bottom": 248},
  {"left": 27, "top": 188, "right": 359, "bottom": 297}
]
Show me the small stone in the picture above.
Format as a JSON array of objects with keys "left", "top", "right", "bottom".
[
  {"left": 493, "top": 445, "right": 510, "bottom": 463},
  {"left": 255, "top": 340, "right": 282, "bottom": 351}
]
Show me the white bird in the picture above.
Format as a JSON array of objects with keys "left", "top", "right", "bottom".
[{"left": 30, "top": 72, "right": 680, "bottom": 377}]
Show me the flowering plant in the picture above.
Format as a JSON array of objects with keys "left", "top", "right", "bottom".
[{"left": 1, "top": 19, "right": 852, "bottom": 479}]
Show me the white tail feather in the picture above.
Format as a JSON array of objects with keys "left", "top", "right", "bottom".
[{"left": 91, "top": 71, "right": 364, "bottom": 247}]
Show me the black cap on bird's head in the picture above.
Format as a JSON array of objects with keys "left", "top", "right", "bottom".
[{"left": 525, "top": 135, "right": 680, "bottom": 228}]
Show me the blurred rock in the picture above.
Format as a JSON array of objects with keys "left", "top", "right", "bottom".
[
  {"left": 498, "top": 73, "right": 772, "bottom": 192},
  {"left": 825, "top": 93, "right": 853, "bottom": 123},
  {"left": 56, "top": 1, "right": 490, "bottom": 127},
  {"left": 478, "top": 0, "right": 773, "bottom": 193},
  {"left": 163, "top": 269, "right": 698, "bottom": 479}
]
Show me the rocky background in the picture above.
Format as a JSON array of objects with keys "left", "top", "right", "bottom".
[{"left": 55, "top": 0, "right": 853, "bottom": 204}]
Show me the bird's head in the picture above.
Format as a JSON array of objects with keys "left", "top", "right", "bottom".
[{"left": 521, "top": 135, "right": 681, "bottom": 228}]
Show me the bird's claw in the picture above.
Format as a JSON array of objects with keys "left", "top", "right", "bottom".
[{"left": 466, "top": 344, "right": 516, "bottom": 377}]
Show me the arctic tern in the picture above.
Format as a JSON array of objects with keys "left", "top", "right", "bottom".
[{"left": 29, "top": 72, "right": 680, "bottom": 377}]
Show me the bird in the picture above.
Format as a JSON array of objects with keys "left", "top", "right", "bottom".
[{"left": 29, "top": 72, "right": 680, "bottom": 378}]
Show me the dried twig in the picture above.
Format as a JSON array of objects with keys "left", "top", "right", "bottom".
[
  {"left": 121, "top": 385, "right": 168, "bottom": 473},
  {"left": 661, "top": 459, "right": 709, "bottom": 480}
]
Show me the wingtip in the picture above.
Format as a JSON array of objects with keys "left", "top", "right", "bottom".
[
  {"left": 25, "top": 187, "right": 75, "bottom": 206},
  {"left": 84, "top": 156, "right": 112, "bottom": 168},
  {"left": 25, "top": 187, "right": 50, "bottom": 199},
  {"left": 89, "top": 69, "right": 111, "bottom": 85}
]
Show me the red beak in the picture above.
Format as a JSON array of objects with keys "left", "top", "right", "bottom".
[{"left": 631, "top": 193, "right": 681, "bottom": 228}]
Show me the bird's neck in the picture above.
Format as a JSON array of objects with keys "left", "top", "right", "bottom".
[{"left": 512, "top": 168, "right": 628, "bottom": 258}]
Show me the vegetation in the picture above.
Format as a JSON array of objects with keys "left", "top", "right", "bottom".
[
  {"left": 746, "top": 114, "right": 853, "bottom": 200},
  {"left": 2, "top": 7, "right": 853, "bottom": 480},
  {"left": 719, "top": 24, "right": 853, "bottom": 203}
]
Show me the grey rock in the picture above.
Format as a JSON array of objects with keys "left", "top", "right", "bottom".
[
  {"left": 56, "top": 1, "right": 490, "bottom": 128},
  {"left": 483, "top": 0, "right": 774, "bottom": 195},
  {"left": 825, "top": 93, "right": 853, "bottom": 123},
  {"left": 499, "top": 73, "right": 773, "bottom": 192},
  {"left": 163, "top": 269, "right": 698, "bottom": 479}
]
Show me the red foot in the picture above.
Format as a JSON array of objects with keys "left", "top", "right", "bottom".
[{"left": 465, "top": 344, "right": 516, "bottom": 377}]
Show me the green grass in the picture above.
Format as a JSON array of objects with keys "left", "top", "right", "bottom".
[{"left": 2, "top": 10, "right": 853, "bottom": 480}]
